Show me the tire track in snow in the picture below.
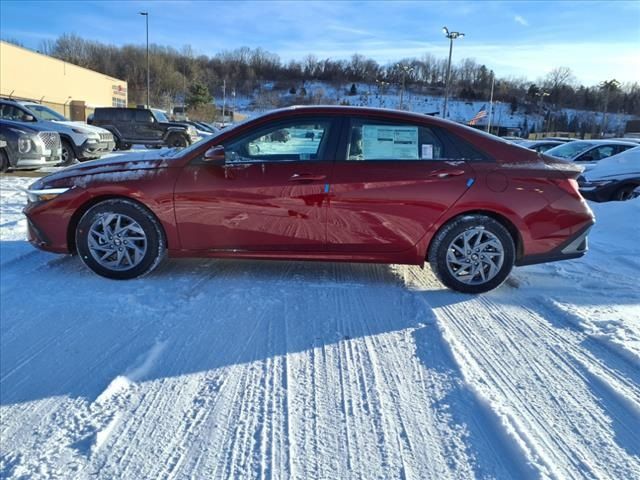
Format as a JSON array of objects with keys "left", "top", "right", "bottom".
[{"left": 407, "top": 269, "right": 640, "bottom": 480}]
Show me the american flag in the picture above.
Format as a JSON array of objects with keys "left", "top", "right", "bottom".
[{"left": 468, "top": 105, "right": 488, "bottom": 125}]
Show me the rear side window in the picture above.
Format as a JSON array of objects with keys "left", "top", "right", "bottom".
[{"left": 345, "top": 119, "right": 488, "bottom": 161}]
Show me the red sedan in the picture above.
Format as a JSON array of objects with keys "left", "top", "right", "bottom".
[{"left": 24, "top": 106, "right": 594, "bottom": 293}]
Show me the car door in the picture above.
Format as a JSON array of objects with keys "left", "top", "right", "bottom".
[
  {"left": 327, "top": 117, "right": 477, "bottom": 253},
  {"left": 133, "top": 109, "right": 163, "bottom": 142},
  {"left": 173, "top": 116, "right": 340, "bottom": 252}
]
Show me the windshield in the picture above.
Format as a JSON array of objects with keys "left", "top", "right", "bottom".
[
  {"left": 152, "top": 110, "right": 169, "bottom": 122},
  {"left": 25, "top": 104, "right": 68, "bottom": 121},
  {"left": 545, "top": 141, "right": 592, "bottom": 159}
]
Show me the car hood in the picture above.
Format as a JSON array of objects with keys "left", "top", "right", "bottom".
[
  {"left": 52, "top": 120, "right": 112, "bottom": 135},
  {"left": 584, "top": 147, "right": 640, "bottom": 181},
  {"left": 37, "top": 150, "right": 173, "bottom": 186}
]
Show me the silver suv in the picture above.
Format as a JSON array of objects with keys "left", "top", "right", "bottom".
[{"left": 0, "top": 99, "right": 115, "bottom": 164}]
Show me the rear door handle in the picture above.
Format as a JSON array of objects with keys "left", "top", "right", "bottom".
[
  {"left": 289, "top": 173, "right": 326, "bottom": 182},
  {"left": 428, "top": 169, "right": 466, "bottom": 178}
]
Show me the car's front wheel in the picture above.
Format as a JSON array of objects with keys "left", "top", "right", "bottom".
[
  {"left": 428, "top": 215, "right": 515, "bottom": 293},
  {"left": 76, "top": 199, "right": 166, "bottom": 279},
  {"left": 60, "top": 140, "right": 77, "bottom": 166},
  {"left": 167, "top": 134, "right": 189, "bottom": 148},
  {"left": 612, "top": 184, "right": 637, "bottom": 202},
  {"left": 0, "top": 150, "right": 9, "bottom": 173}
]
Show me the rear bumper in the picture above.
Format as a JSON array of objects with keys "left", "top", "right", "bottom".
[{"left": 516, "top": 222, "right": 593, "bottom": 266}]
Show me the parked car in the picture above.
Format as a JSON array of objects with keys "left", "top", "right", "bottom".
[
  {"left": 0, "top": 99, "right": 115, "bottom": 164},
  {"left": 545, "top": 139, "right": 637, "bottom": 170},
  {"left": 24, "top": 106, "right": 594, "bottom": 293},
  {"left": 91, "top": 107, "right": 199, "bottom": 150},
  {"left": 578, "top": 146, "right": 640, "bottom": 202},
  {"left": 513, "top": 139, "right": 564, "bottom": 153},
  {"left": 182, "top": 121, "right": 214, "bottom": 137},
  {"left": 0, "top": 119, "right": 62, "bottom": 172},
  {"left": 195, "top": 121, "right": 218, "bottom": 134}
]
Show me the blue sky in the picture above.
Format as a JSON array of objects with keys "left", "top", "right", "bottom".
[{"left": 1, "top": 0, "right": 639, "bottom": 85}]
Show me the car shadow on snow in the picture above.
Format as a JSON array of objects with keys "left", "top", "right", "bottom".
[{"left": 1, "top": 243, "right": 467, "bottom": 407}]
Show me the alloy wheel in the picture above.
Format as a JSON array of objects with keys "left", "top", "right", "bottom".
[
  {"left": 87, "top": 212, "right": 148, "bottom": 271},
  {"left": 445, "top": 227, "right": 505, "bottom": 285}
]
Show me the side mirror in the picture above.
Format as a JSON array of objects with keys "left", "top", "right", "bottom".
[
  {"left": 204, "top": 145, "right": 225, "bottom": 163},
  {"left": 22, "top": 114, "right": 36, "bottom": 122}
]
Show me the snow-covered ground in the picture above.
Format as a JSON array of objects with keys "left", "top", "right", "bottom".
[{"left": 1, "top": 173, "right": 639, "bottom": 479}]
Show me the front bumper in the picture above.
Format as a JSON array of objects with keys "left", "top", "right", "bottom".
[
  {"left": 14, "top": 148, "right": 62, "bottom": 169},
  {"left": 78, "top": 138, "right": 116, "bottom": 159}
]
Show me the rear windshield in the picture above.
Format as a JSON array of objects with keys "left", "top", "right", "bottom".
[{"left": 545, "top": 141, "right": 591, "bottom": 159}]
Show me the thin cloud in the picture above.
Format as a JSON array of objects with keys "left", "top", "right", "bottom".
[{"left": 514, "top": 15, "right": 529, "bottom": 26}]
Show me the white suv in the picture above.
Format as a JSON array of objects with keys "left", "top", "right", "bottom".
[{"left": 0, "top": 99, "right": 115, "bottom": 164}]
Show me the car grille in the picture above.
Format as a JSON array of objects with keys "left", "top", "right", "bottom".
[
  {"left": 99, "top": 132, "right": 114, "bottom": 142},
  {"left": 37, "top": 132, "right": 61, "bottom": 150}
]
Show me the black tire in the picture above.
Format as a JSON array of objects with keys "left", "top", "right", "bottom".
[
  {"left": 428, "top": 214, "right": 515, "bottom": 294},
  {"left": 117, "top": 141, "right": 132, "bottom": 151},
  {"left": 0, "top": 149, "right": 9, "bottom": 173},
  {"left": 167, "top": 134, "right": 189, "bottom": 148},
  {"left": 611, "top": 184, "right": 637, "bottom": 202},
  {"left": 60, "top": 139, "right": 77, "bottom": 166},
  {"left": 75, "top": 199, "right": 166, "bottom": 280}
]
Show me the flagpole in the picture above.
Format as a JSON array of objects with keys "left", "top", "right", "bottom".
[{"left": 486, "top": 74, "right": 495, "bottom": 133}]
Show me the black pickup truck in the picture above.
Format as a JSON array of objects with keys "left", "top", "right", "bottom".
[
  {"left": 90, "top": 107, "right": 199, "bottom": 150},
  {"left": 0, "top": 119, "right": 62, "bottom": 172}
]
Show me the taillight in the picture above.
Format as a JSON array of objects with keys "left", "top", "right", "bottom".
[{"left": 555, "top": 178, "right": 582, "bottom": 199}]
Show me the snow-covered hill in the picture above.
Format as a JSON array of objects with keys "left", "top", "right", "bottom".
[
  {"left": 223, "top": 82, "right": 636, "bottom": 135},
  {"left": 1, "top": 174, "right": 638, "bottom": 479}
]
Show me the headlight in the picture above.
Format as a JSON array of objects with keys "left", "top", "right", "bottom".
[
  {"left": 18, "top": 135, "right": 33, "bottom": 153},
  {"left": 25, "top": 187, "right": 71, "bottom": 203},
  {"left": 580, "top": 180, "right": 613, "bottom": 188}
]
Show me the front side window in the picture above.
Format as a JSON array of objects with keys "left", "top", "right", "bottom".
[
  {"left": 24, "top": 104, "right": 67, "bottom": 121},
  {"left": 0, "top": 104, "right": 29, "bottom": 121},
  {"left": 224, "top": 119, "right": 331, "bottom": 163},
  {"left": 135, "top": 110, "right": 153, "bottom": 123}
]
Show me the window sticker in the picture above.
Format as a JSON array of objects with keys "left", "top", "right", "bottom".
[
  {"left": 422, "top": 144, "right": 434, "bottom": 160},
  {"left": 362, "top": 125, "right": 418, "bottom": 160}
]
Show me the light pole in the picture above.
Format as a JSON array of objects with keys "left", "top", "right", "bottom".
[
  {"left": 396, "top": 64, "right": 414, "bottom": 110},
  {"left": 535, "top": 90, "right": 550, "bottom": 137},
  {"left": 139, "top": 12, "right": 150, "bottom": 107},
  {"left": 442, "top": 26, "right": 464, "bottom": 119}
]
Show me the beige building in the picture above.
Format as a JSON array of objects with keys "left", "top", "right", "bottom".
[{"left": 0, "top": 40, "right": 127, "bottom": 120}]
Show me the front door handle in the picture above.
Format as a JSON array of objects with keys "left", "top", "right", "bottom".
[
  {"left": 289, "top": 173, "right": 326, "bottom": 182},
  {"left": 428, "top": 169, "right": 466, "bottom": 178}
]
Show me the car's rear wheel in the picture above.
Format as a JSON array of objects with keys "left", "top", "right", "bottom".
[
  {"left": 76, "top": 199, "right": 166, "bottom": 279},
  {"left": 612, "top": 184, "right": 637, "bottom": 202},
  {"left": 60, "top": 139, "right": 77, "bottom": 166},
  {"left": 167, "top": 134, "right": 189, "bottom": 148},
  {"left": 428, "top": 215, "right": 515, "bottom": 293}
]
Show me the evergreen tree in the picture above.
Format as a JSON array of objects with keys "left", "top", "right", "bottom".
[{"left": 186, "top": 83, "right": 212, "bottom": 109}]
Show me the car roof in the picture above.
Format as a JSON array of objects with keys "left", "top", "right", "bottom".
[{"left": 574, "top": 139, "right": 638, "bottom": 146}]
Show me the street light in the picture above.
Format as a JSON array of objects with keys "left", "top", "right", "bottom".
[
  {"left": 442, "top": 26, "right": 465, "bottom": 119},
  {"left": 139, "top": 12, "right": 150, "bottom": 107},
  {"left": 396, "top": 64, "right": 414, "bottom": 110}
]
